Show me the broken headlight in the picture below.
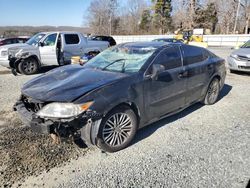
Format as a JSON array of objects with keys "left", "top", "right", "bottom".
[{"left": 36, "top": 102, "right": 93, "bottom": 118}]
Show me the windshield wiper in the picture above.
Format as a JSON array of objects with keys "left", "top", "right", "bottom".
[{"left": 102, "top": 58, "right": 127, "bottom": 71}]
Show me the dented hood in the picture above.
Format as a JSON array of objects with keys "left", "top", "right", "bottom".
[{"left": 22, "top": 65, "right": 127, "bottom": 102}]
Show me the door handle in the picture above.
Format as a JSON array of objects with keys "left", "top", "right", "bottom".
[{"left": 178, "top": 71, "right": 188, "bottom": 78}]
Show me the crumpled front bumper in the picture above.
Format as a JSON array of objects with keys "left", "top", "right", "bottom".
[
  {"left": 13, "top": 100, "right": 52, "bottom": 134},
  {"left": 0, "top": 58, "right": 10, "bottom": 68},
  {"left": 13, "top": 99, "right": 103, "bottom": 146}
]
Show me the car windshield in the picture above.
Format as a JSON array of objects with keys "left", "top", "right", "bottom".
[
  {"left": 26, "top": 33, "right": 45, "bottom": 45},
  {"left": 84, "top": 44, "right": 157, "bottom": 73},
  {"left": 241, "top": 40, "right": 250, "bottom": 48}
]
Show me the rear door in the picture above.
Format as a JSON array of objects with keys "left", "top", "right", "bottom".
[
  {"left": 39, "top": 33, "right": 58, "bottom": 65},
  {"left": 181, "top": 45, "right": 210, "bottom": 104},
  {"left": 143, "top": 46, "right": 188, "bottom": 121},
  {"left": 61, "top": 33, "right": 84, "bottom": 62}
]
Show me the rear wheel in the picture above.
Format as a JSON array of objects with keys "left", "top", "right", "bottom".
[
  {"left": 97, "top": 106, "right": 138, "bottom": 152},
  {"left": 202, "top": 78, "right": 220, "bottom": 105},
  {"left": 18, "top": 57, "right": 39, "bottom": 75}
]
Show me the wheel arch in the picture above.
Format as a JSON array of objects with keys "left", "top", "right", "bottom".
[
  {"left": 210, "top": 74, "right": 223, "bottom": 89},
  {"left": 104, "top": 101, "right": 141, "bottom": 125},
  {"left": 15, "top": 54, "right": 41, "bottom": 68}
]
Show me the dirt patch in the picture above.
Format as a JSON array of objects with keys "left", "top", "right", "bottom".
[
  {"left": 0, "top": 122, "right": 88, "bottom": 187},
  {"left": 0, "top": 70, "right": 11, "bottom": 75},
  {"left": 0, "top": 111, "right": 22, "bottom": 130}
]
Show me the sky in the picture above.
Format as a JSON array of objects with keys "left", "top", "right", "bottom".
[{"left": 0, "top": 0, "right": 92, "bottom": 27}]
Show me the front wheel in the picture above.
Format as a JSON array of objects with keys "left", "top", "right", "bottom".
[
  {"left": 202, "top": 78, "right": 220, "bottom": 105},
  {"left": 97, "top": 106, "right": 138, "bottom": 152},
  {"left": 18, "top": 57, "right": 39, "bottom": 75}
]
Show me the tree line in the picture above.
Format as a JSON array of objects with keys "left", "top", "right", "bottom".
[{"left": 86, "top": 0, "right": 250, "bottom": 35}]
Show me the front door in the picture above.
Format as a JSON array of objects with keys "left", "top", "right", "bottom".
[
  {"left": 143, "top": 46, "right": 188, "bottom": 122},
  {"left": 39, "top": 33, "right": 58, "bottom": 65}
]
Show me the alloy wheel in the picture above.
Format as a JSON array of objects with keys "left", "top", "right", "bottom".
[
  {"left": 207, "top": 80, "right": 220, "bottom": 104},
  {"left": 102, "top": 113, "right": 132, "bottom": 147},
  {"left": 22, "top": 60, "right": 35, "bottom": 73}
]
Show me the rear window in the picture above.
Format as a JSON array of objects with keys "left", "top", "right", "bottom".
[
  {"left": 182, "top": 45, "right": 206, "bottom": 65},
  {"left": 203, "top": 49, "right": 217, "bottom": 58},
  {"left": 65, "top": 34, "right": 80, "bottom": 44}
]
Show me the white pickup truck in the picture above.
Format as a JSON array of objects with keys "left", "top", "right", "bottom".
[{"left": 0, "top": 31, "right": 109, "bottom": 74}]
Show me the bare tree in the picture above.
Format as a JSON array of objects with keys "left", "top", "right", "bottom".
[
  {"left": 215, "top": 0, "right": 238, "bottom": 34},
  {"left": 239, "top": 0, "right": 250, "bottom": 34},
  {"left": 87, "top": 0, "right": 118, "bottom": 35},
  {"left": 85, "top": 0, "right": 249, "bottom": 35},
  {"left": 115, "top": 0, "right": 147, "bottom": 34}
]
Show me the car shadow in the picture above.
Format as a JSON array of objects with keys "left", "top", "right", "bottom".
[
  {"left": 229, "top": 70, "right": 250, "bottom": 76},
  {"left": 132, "top": 84, "right": 232, "bottom": 146},
  {"left": 217, "top": 84, "right": 233, "bottom": 101},
  {"left": 39, "top": 65, "right": 59, "bottom": 74}
]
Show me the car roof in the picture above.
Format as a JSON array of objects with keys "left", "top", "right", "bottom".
[
  {"left": 3, "top": 37, "right": 29, "bottom": 40},
  {"left": 38, "top": 31, "right": 83, "bottom": 35},
  {"left": 121, "top": 41, "right": 171, "bottom": 48},
  {"left": 154, "top": 38, "right": 174, "bottom": 40},
  {"left": 92, "top": 35, "right": 112, "bottom": 37}
]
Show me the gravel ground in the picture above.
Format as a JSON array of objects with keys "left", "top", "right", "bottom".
[{"left": 0, "top": 47, "right": 249, "bottom": 188}]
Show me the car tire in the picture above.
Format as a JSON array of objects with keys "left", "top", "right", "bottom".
[
  {"left": 202, "top": 78, "right": 220, "bottom": 105},
  {"left": 18, "top": 57, "right": 39, "bottom": 75},
  {"left": 97, "top": 105, "right": 138, "bottom": 152}
]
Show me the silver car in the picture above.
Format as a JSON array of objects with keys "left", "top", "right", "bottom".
[{"left": 228, "top": 40, "right": 250, "bottom": 72}]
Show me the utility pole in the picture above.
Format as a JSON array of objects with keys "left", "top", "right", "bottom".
[
  {"left": 109, "top": 13, "right": 112, "bottom": 36},
  {"left": 233, "top": 0, "right": 241, "bottom": 34}
]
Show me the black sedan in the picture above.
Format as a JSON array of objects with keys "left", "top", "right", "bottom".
[
  {"left": 0, "top": 37, "right": 29, "bottom": 46},
  {"left": 90, "top": 35, "right": 117, "bottom": 46},
  {"left": 14, "top": 42, "right": 226, "bottom": 152}
]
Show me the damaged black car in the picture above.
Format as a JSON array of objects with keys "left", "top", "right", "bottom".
[{"left": 14, "top": 42, "right": 226, "bottom": 152}]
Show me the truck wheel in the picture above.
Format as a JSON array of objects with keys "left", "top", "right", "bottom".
[
  {"left": 97, "top": 106, "right": 138, "bottom": 152},
  {"left": 18, "top": 57, "right": 39, "bottom": 75},
  {"left": 202, "top": 78, "right": 220, "bottom": 105}
]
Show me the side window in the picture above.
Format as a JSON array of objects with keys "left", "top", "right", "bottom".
[
  {"left": 65, "top": 34, "right": 80, "bottom": 44},
  {"left": 43, "top": 33, "right": 57, "bottom": 46},
  {"left": 182, "top": 45, "right": 205, "bottom": 65},
  {"left": 203, "top": 49, "right": 211, "bottom": 60},
  {"left": 154, "top": 47, "right": 182, "bottom": 70}
]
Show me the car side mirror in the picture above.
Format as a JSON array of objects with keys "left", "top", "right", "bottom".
[
  {"left": 150, "top": 64, "right": 165, "bottom": 80},
  {"left": 39, "top": 42, "right": 44, "bottom": 47}
]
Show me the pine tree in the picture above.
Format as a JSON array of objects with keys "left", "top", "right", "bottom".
[
  {"left": 139, "top": 9, "right": 152, "bottom": 33},
  {"left": 194, "top": 2, "right": 218, "bottom": 33},
  {"left": 152, "top": 0, "right": 172, "bottom": 34}
]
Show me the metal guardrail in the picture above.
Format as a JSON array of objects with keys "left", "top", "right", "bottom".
[{"left": 112, "top": 34, "right": 250, "bottom": 47}]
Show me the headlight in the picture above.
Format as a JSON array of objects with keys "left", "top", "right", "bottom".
[
  {"left": 1, "top": 51, "right": 7, "bottom": 56},
  {"left": 36, "top": 102, "right": 93, "bottom": 118},
  {"left": 230, "top": 54, "right": 240, "bottom": 60}
]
